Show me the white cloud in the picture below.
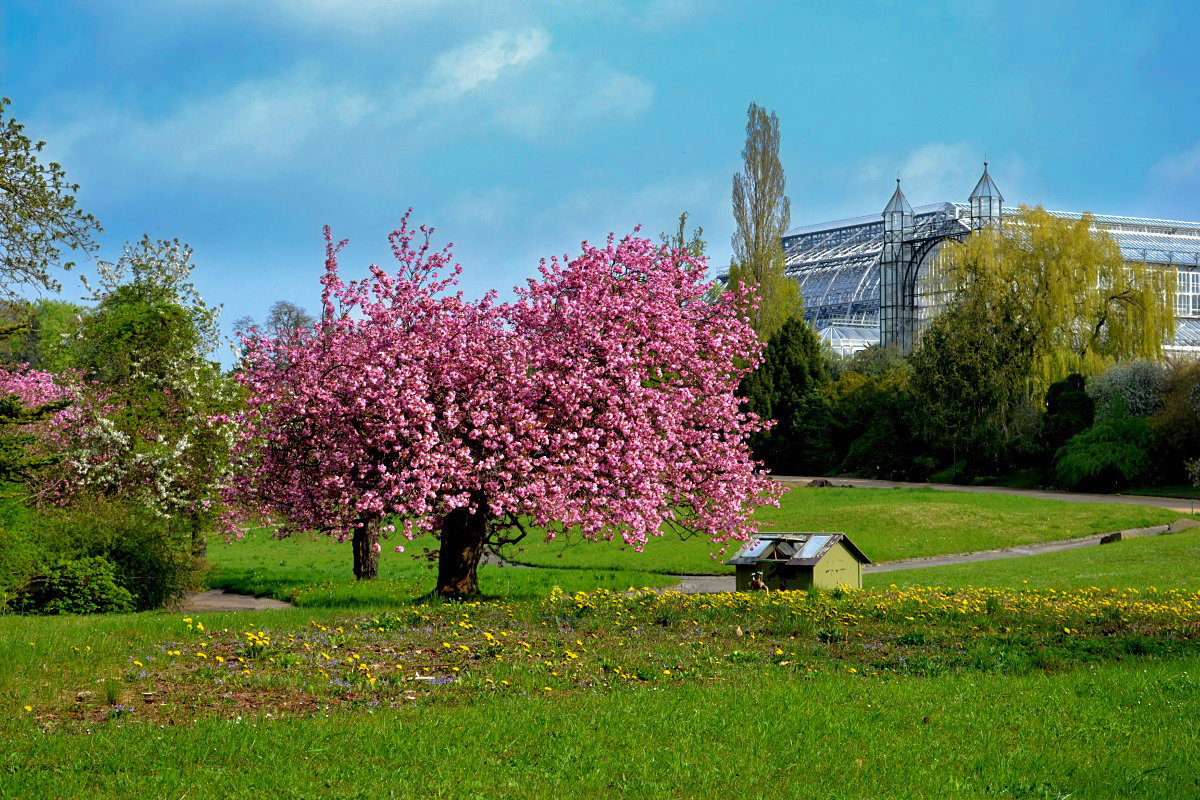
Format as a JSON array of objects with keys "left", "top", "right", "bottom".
[
  {"left": 145, "top": 67, "right": 375, "bottom": 172},
  {"left": 34, "top": 25, "right": 653, "bottom": 181},
  {"left": 896, "top": 142, "right": 978, "bottom": 204},
  {"left": 390, "top": 26, "right": 652, "bottom": 140},
  {"left": 428, "top": 28, "right": 551, "bottom": 99},
  {"left": 487, "top": 61, "right": 654, "bottom": 139},
  {"left": 635, "top": 0, "right": 707, "bottom": 29},
  {"left": 163, "top": 0, "right": 464, "bottom": 34},
  {"left": 449, "top": 185, "right": 523, "bottom": 230},
  {"left": 39, "top": 65, "right": 375, "bottom": 178},
  {"left": 846, "top": 142, "right": 1027, "bottom": 209}
]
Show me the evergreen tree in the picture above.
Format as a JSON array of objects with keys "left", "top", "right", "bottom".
[{"left": 741, "top": 316, "right": 833, "bottom": 473}]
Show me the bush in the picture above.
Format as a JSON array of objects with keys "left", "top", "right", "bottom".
[
  {"left": 1149, "top": 358, "right": 1200, "bottom": 481},
  {"left": 1053, "top": 406, "right": 1153, "bottom": 491},
  {"left": 0, "top": 495, "right": 198, "bottom": 613},
  {"left": 1088, "top": 360, "right": 1165, "bottom": 419},
  {"left": 1041, "top": 373, "right": 1094, "bottom": 451},
  {"left": 832, "top": 366, "right": 930, "bottom": 480},
  {"left": 13, "top": 556, "right": 133, "bottom": 614}
]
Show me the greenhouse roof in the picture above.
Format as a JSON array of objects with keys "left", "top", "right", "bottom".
[{"left": 774, "top": 200, "right": 1200, "bottom": 333}]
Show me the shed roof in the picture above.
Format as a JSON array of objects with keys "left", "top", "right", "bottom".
[{"left": 725, "top": 532, "right": 871, "bottom": 567}]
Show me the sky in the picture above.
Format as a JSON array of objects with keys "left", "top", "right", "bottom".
[{"left": 5, "top": 0, "right": 1200, "bottom": 358}]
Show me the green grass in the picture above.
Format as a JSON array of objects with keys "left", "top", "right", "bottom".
[
  {"left": 205, "top": 531, "right": 676, "bottom": 607},
  {"left": 868, "top": 528, "right": 1200, "bottom": 591},
  {"left": 3, "top": 587, "right": 1199, "bottom": 799},
  {"left": 1122, "top": 484, "right": 1200, "bottom": 501},
  {"left": 4, "top": 657, "right": 1198, "bottom": 799},
  {"left": 975, "top": 467, "right": 1041, "bottom": 489},
  {"left": 496, "top": 486, "right": 1189, "bottom": 575},
  {"left": 5, "top": 491, "right": 1199, "bottom": 798}
]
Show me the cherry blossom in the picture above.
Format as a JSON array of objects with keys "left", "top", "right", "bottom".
[{"left": 230, "top": 212, "right": 780, "bottom": 596}]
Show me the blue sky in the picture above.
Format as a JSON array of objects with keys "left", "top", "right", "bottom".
[{"left": 5, "top": 0, "right": 1200, "bottom": 354}]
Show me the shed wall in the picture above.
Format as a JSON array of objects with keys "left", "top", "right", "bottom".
[{"left": 812, "top": 542, "right": 862, "bottom": 589}]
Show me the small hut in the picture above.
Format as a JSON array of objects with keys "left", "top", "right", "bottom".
[{"left": 726, "top": 532, "right": 870, "bottom": 591}]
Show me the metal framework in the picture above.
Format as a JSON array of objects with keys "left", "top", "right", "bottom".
[{"left": 772, "top": 164, "right": 1200, "bottom": 356}]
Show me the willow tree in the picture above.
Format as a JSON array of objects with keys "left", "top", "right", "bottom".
[
  {"left": 931, "top": 206, "right": 1175, "bottom": 398},
  {"left": 727, "top": 102, "right": 800, "bottom": 340}
]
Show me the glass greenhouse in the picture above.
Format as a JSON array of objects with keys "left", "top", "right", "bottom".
[{"left": 772, "top": 167, "right": 1200, "bottom": 356}]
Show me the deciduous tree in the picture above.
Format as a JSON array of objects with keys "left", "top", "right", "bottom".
[
  {"left": 727, "top": 103, "right": 800, "bottom": 340},
  {"left": 231, "top": 214, "right": 780, "bottom": 596},
  {"left": 0, "top": 97, "right": 101, "bottom": 296},
  {"left": 59, "top": 238, "right": 239, "bottom": 556},
  {"left": 931, "top": 207, "right": 1175, "bottom": 396}
]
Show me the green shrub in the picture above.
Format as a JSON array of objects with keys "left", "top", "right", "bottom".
[
  {"left": 14, "top": 556, "right": 134, "bottom": 614},
  {"left": 0, "top": 493, "right": 39, "bottom": 607},
  {"left": 1054, "top": 407, "right": 1152, "bottom": 491},
  {"left": 1, "top": 494, "right": 199, "bottom": 613},
  {"left": 1041, "top": 373, "right": 1094, "bottom": 452},
  {"left": 43, "top": 499, "right": 197, "bottom": 610}
]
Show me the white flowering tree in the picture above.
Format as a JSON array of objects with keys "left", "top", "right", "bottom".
[{"left": 58, "top": 237, "right": 240, "bottom": 556}]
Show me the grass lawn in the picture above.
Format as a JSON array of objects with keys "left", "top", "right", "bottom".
[
  {"left": 868, "top": 528, "right": 1200, "bottom": 592},
  {"left": 4, "top": 586, "right": 1199, "bottom": 798},
  {"left": 5, "top": 491, "right": 1199, "bottom": 798},
  {"left": 495, "top": 486, "right": 1189, "bottom": 575},
  {"left": 1122, "top": 485, "right": 1200, "bottom": 501},
  {"left": 206, "top": 531, "right": 677, "bottom": 608}
]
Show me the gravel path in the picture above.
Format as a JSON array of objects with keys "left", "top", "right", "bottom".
[
  {"left": 176, "top": 589, "right": 294, "bottom": 612},
  {"left": 772, "top": 475, "right": 1200, "bottom": 515},
  {"left": 662, "top": 519, "right": 1199, "bottom": 595}
]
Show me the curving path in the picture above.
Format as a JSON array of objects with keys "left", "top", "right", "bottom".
[
  {"left": 772, "top": 475, "right": 1200, "bottom": 515},
  {"left": 176, "top": 589, "right": 294, "bottom": 612}
]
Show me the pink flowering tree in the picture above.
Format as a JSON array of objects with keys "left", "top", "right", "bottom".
[
  {"left": 231, "top": 213, "right": 780, "bottom": 597},
  {"left": 0, "top": 365, "right": 76, "bottom": 483}
]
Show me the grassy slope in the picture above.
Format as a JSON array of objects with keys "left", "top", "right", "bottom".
[
  {"left": 497, "top": 486, "right": 1188, "bottom": 575},
  {"left": 1122, "top": 485, "right": 1200, "bottom": 501},
  {"left": 5, "top": 492, "right": 1198, "bottom": 798},
  {"left": 868, "top": 528, "right": 1200, "bottom": 591}
]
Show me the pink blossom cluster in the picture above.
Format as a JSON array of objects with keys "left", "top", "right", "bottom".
[
  {"left": 0, "top": 365, "right": 76, "bottom": 410},
  {"left": 230, "top": 212, "right": 781, "bottom": 551}
]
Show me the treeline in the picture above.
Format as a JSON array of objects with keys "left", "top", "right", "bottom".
[
  {"left": 743, "top": 208, "right": 1192, "bottom": 491},
  {"left": 744, "top": 324, "right": 1199, "bottom": 491}
]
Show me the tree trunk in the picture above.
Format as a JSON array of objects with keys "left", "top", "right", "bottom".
[
  {"left": 352, "top": 521, "right": 379, "bottom": 580},
  {"left": 190, "top": 525, "right": 207, "bottom": 560},
  {"left": 436, "top": 505, "right": 488, "bottom": 599}
]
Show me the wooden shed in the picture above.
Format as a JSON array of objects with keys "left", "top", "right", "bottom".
[{"left": 725, "top": 532, "right": 870, "bottom": 591}]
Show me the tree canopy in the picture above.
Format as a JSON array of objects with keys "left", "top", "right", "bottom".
[
  {"left": 55, "top": 238, "right": 238, "bottom": 554},
  {"left": 0, "top": 97, "right": 101, "bottom": 297},
  {"left": 727, "top": 102, "right": 800, "bottom": 340},
  {"left": 740, "top": 316, "right": 833, "bottom": 473},
  {"left": 930, "top": 206, "right": 1175, "bottom": 396},
  {"left": 231, "top": 214, "right": 780, "bottom": 597}
]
